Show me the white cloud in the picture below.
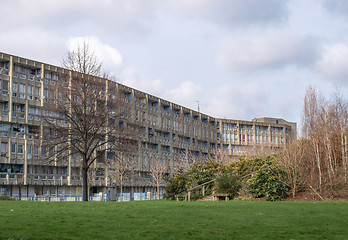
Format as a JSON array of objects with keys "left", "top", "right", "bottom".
[
  {"left": 322, "top": 0, "right": 348, "bottom": 17},
  {"left": 0, "top": 0, "right": 160, "bottom": 40},
  {"left": 316, "top": 43, "right": 348, "bottom": 84},
  {"left": 0, "top": 29, "right": 66, "bottom": 65},
  {"left": 168, "top": 81, "right": 203, "bottom": 106},
  {"left": 167, "top": 0, "right": 288, "bottom": 26},
  {"left": 120, "top": 66, "right": 164, "bottom": 97},
  {"left": 120, "top": 67, "right": 203, "bottom": 110},
  {"left": 67, "top": 36, "right": 123, "bottom": 73},
  {"left": 216, "top": 31, "right": 318, "bottom": 71},
  {"left": 204, "top": 81, "right": 271, "bottom": 119}
]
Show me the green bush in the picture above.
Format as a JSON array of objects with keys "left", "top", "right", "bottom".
[
  {"left": 164, "top": 173, "right": 187, "bottom": 200},
  {"left": 248, "top": 166, "right": 289, "bottom": 201},
  {"left": 164, "top": 161, "right": 222, "bottom": 200},
  {"left": 225, "top": 156, "right": 274, "bottom": 178},
  {"left": 216, "top": 172, "right": 242, "bottom": 199},
  {"left": 185, "top": 161, "right": 221, "bottom": 189}
]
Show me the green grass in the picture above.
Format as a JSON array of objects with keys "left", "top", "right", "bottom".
[{"left": 0, "top": 200, "right": 347, "bottom": 240}]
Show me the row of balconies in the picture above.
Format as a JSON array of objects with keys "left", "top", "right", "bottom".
[
  {"left": 0, "top": 172, "right": 23, "bottom": 185},
  {"left": 221, "top": 129, "right": 285, "bottom": 135},
  {"left": 12, "top": 71, "right": 57, "bottom": 87},
  {"left": 0, "top": 131, "right": 40, "bottom": 140},
  {"left": 0, "top": 168, "right": 163, "bottom": 187},
  {"left": 133, "top": 99, "right": 213, "bottom": 128},
  {"left": 0, "top": 173, "right": 104, "bottom": 187},
  {"left": 108, "top": 177, "right": 155, "bottom": 187}
]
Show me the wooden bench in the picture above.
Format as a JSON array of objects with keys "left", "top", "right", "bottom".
[
  {"left": 175, "top": 193, "right": 188, "bottom": 201},
  {"left": 213, "top": 192, "right": 230, "bottom": 201}
]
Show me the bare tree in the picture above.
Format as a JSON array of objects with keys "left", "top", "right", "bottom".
[
  {"left": 63, "top": 41, "right": 106, "bottom": 77},
  {"left": 171, "top": 151, "right": 196, "bottom": 176},
  {"left": 107, "top": 140, "right": 139, "bottom": 201},
  {"left": 169, "top": 150, "right": 215, "bottom": 177},
  {"left": 41, "top": 42, "right": 126, "bottom": 201},
  {"left": 302, "top": 86, "right": 323, "bottom": 191},
  {"left": 334, "top": 92, "right": 348, "bottom": 183},
  {"left": 299, "top": 86, "right": 348, "bottom": 198},
  {"left": 149, "top": 157, "right": 168, "bottom": 199},
  {"left": 277, "top": 141, "right": 306, "bottom": 198}
]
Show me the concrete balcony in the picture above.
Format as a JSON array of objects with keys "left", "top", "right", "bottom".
[
  {"left": 91, "top": 176, "right": 105, "bottom": 187},
  {"left": 26, "top": 174, "right": 68, "bottom": 186},
  {"left": 70, "top": 175, "right": 81, "bottom": 186},
  {"left": 0, "top": 173, "right": 24, "bottom": 185}
]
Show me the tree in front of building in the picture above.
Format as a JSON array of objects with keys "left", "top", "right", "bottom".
[
  {"left": 106, "top": 139, "right": 139, "bottom": 201},
  {"left": 42, "top": 42, "right": 129, "bottom": 201},
  {"left": 149, "top": 157, "right": 168, "bottom": 199}
]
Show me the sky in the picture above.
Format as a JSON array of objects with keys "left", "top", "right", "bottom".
[{"left": 1, "top": 0, "right": 348, "bottom": 130}]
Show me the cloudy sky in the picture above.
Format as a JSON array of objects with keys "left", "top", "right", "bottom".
[{"left": 1, "top": 0, "right": 348, "bottom": 128}]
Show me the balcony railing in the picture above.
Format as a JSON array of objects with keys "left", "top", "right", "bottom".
[
  {"left": 0, "top": 173, "right": 24, "bottom": 185},
  {"left": 26, "top": 174, "right": 68, "bottom": 186}
]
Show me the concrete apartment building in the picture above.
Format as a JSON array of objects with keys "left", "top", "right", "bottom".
[{"left": 0, "top": 52, "right": 296, "bottom": 200}]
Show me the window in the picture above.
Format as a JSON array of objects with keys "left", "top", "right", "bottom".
[
  {"left": 44, "top": 72, "right": 51, "bottom": 79},
  {"left": 43, "top": 88, "right": 48, "bottom": 101},
  {"left": 11, "top": 143, "right": 16, "bottom": 154},
  {"left": 1, "top": 142, "right": 7, "bottom": 155},
  {"left": 13, "top": 104, "right": 25, "bottom": 113},
  {"left": 2, "top": 80, "right": 8, "bottom": 95},
  {"left": 18, "top": 144, "right": 23, "bottom": 154},
  {"left": 19, "top": 84, "right": 25, "bottom": 98},
  {"left": 35, "top": 87, "right": 41, "bottom": 101},
  {"left": 12, "top": 82, "right": 18, "bottom": 97},
  {"left": 27, "top": 85, "right": 33, "bottom": 100},
  {"left": 49, "top": 89, "right": 54, "bottom": 102},
  {"left": 0, "top": 102, "right": 8, "bottom": 111},
  {"left": 29, "top": 107, "right": 37, "bottom": 114},
  {"left": 34, "top": 145, "right": 39, "bottom": 157}
]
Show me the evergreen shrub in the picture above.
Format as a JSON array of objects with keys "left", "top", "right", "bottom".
[
  {"left": 248, "top": 166, "right": 289, "bottom": 201},
  {"left": 216, "top": 172, "right": 242, "bottom": 199}
]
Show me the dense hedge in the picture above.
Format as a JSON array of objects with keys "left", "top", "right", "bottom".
[
  {"left": 216, "top": 172, "right": 242, "bottom": 199},
  {"left": 165, "top": 156, "right": 291, "bottom": 201},
  {"left": 164, "top": 161, "right": 221, "bottom": 200},
  {"left": 248, "top": 165, "right": 290, "bottom": 201}
]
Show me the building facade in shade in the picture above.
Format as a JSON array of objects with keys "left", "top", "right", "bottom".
[{"left": 0, "top": 52, "right": 296, "bottom": 199}]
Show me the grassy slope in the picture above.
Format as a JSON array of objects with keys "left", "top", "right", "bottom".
[{"left": 0, "top": 200, "right": 347, "bottom": 240}]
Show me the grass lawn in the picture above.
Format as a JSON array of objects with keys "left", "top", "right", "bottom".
[{"left": 0, "top": 200, "right": 347, "bottom": 240}]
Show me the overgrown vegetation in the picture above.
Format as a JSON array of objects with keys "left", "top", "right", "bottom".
[
  {"left": 277, "top": 86, "right": 348, "bottom": 199},
  {"left": 248, "top": 166, "right": 290, "bottom": 201},
  {"left": 165, "top": 156, "right": 291, "bottom": 201},
  {"left": 164, "top": 161, "right": 221, "bottom": 200},
  {"left": 165, "top": 86, "right": 348, "bottom": 201},
  {"left": 215, "top": 172, "right": 242, "bottom": 199}
]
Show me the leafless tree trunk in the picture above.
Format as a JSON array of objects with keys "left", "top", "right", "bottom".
[
  {"left": 300, "top": 86, "right": 348, "bottom": 197},
  {"left": 106, "top": 147, "right": 139, "bottom": 202},
  {"left": 149, "top": 157, "right": 168, "bottom": 199},
  {"left": 41, "top": 42, "right": 126, "bottom": 201},
  {"left": 278, "top": 141, "right": 306, "bottom": 198},
  {"left": 335, "top": 93, "right": 348, "bottom": 182}
]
